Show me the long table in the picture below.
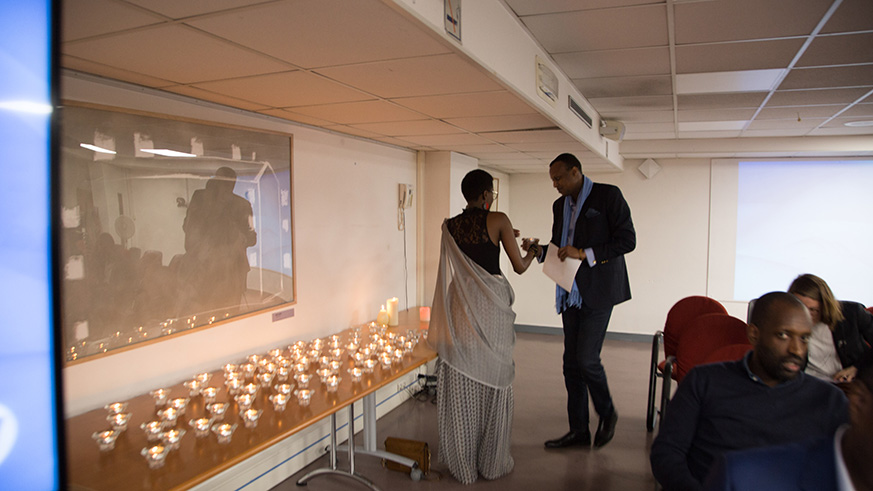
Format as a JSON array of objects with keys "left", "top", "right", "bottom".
[{"left": 65, "top": 310, "right": 436, "bottom": 490}]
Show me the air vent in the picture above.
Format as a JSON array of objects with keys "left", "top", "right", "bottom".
[{"left": 568, "top": 96, "right": 593, "bottom": 128}]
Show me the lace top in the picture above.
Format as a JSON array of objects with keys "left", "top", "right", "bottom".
[{"left": 446, "top": 207, "right": 500, "bottom": 275}]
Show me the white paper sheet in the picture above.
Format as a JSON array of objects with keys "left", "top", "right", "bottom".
[{"left": 543, "top": 242, "right": 581, "bottom": 292}]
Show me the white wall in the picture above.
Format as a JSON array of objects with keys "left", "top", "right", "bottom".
[
  {"left": 506, "top": 158, "right": 747, "bottom": 336},
  {"left": 62, "top": 75, "right": 419, "bottom": 416}
]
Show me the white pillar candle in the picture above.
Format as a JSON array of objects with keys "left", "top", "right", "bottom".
[{"left": 387, "top": 297, "right": 399, "bottom": 326}]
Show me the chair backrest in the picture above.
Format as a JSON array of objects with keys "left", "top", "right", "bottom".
[
  {"left": 663, "top": 296, "right": 728, "bottom": 358},
  {"left": 702, "top": 343, "right": 753, "bottom": 365},
  {"left": 674, "top": 313, "right": 750, "bottom": 382}
]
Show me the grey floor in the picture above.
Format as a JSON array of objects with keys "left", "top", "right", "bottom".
[{"left": 273, "top": 332, "right": 658, "bottom": 490}]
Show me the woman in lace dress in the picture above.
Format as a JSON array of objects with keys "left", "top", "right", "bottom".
[{"left": 427, "top": 169, "right": 538, "bottom": 484}]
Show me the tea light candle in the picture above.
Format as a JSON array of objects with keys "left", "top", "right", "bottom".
[
  {"left": 142, "top": 444, "right": 170, "bottom": 469},
  {"left": 226, "top": 378, "right": 243, "bottom": 396},
  {"left": 240, "top": 363, "right": 256, "bottom": 379},
  {"left": 387, "top": 297, "right": 399, "bottom": 326},
  {"left": 329, "top": 348, "right": 343, "bottom": 360},
  {"left": 345, "top": 342, "right": 359, "bottom": 353},
  {"left": 240, "top": 408, "right": 262, "bottom": 428},
  {"left": 212, "top": 423, "right": 237, "bottom": 444},
  {"left": 419, "top": 306, "right": 431, "bottom": 322},
  {"left": 362, "top": 358, "right": 378, "bottom": 373},
  {"left": 104, "top": 402, "right": 128, "bottom": 415},
  {"left": 150, "top": 389, "right": 170, "bottom": 407},
  {"left": 247, "top": 354, "right": 261, "bottom": 366},
  {"left": 317, "top": 355, "right": 331, "bottom": 367},
  {"left": 201, "top": 387, "right": 218, "bottom": 404},
  {"left": 235, "top": 393, "right": 255, "bottom": 411},
  {"left": 376, "top": 305, "right": 390, "bottom": 326},
  {"left": 183, "top": 379, "right": 202, "bottom": 397},
  {"left": 353, "top": 352, "right": 366, "bottom": 366},
  {"left": 169, "top": 397, "right": 190, "bottom": 414},
  {"left": 268, "top": 348, "right": 283, "bottom": 359},
  {"left": 189, "top": 417, "right": 213, "bottom": 438},
  {"left": 92, "top": 430, "right": 119, "bottom": 451},
  {"left": 294, "top": 372, "right": 312, "bottom": 388},
  {"left": 325, "top": 374, "right": 341, "bottom": 392},
  {"left": 277, "top": 366, "right": 290, "bottom": 382},
  {"left": 328, "top": 360, "right": 343, "bottom": 372},
  {"left": 161, "top": 428, "right": 185, "bottom": 450},
  {"left": 157, "top": 407, "right": 179, "bottom": 427},
  {"left": 274, "top": 383, "right": 293, "bottom": 396},
  {"left": 295, "top": 389, "right": 312, "bottom": 406},
  {"left": 222, "top": 363, "right": 238, "bottom": 374},
  {"left": 207, "top": 402, "right": 229, "bottom": 420},
  {"left": 257, "top": 372, "right": 275, "bottom": 387},
  {"left": 316, "top": 367, "right": 333, "bottom": 382},
  {"left": 194, "top": 372, "right": 212, "bottom": 385},
  {"left": 141, "top": 420, "right": 164, "bottom": 441},
  {"left": 348, "top": 367, "right": 363, "bottom": 382},
  {"left": 107, "top": 412, "right": 131, "bottom": 432},
  {"left": 380, "top": 354, "right": 393, "bottom": 369},
  {"left": 269, "top": 393, "right": 289, "bottom": 412},
  {"left": 242, "top": 382, "right": 259, "bottom": 396}
]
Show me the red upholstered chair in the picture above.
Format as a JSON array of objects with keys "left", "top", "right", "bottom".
[
  {"left": 669, "top": 314, "right": 750, "bottom": 382},
  {"left": 646, "top": 296, "right": 727, "bottom": 431},
  {"left": 702, "top": 343, "right": 753, "bottom": 365}
]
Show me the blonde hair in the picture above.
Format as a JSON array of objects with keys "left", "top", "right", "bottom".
[{"left": 788, "top": 274, "right": 844, "bottom": 329}]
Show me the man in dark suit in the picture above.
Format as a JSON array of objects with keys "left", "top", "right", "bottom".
[
  {"left": 525, "top": 153, "right": 635, "bottom": 449},
  {"left": 703, "top": 349, "right": 873, "bottom": 491}
]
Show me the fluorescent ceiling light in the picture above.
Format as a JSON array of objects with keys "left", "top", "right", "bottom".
[
  {"left": 676, "top": 69, "right": 785, "bottom": 95},
  {"left": 678, "top": 121, "right": 748, "bottom": 131},
  {"left": 844, "top": 120, "right": 873, "bottom": 127},
  {"left": 140, "top": 149, "right": 197, "bottom": 158},
  {"left": 0, "top": 100, "right": 52, "bottom": 114},
  {"left": 79, "top": 143, "right": 116, "bottom": 154}
]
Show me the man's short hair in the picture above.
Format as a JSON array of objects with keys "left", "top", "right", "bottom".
[
  {"left": 749, "top": 291, "right": 808, "bottom": 330},
  {"left": 549, "top": 153, "right": 582, "bottom": 172},
  {"left": 460, "top": 169, "right": 493, "bottom": 202}
]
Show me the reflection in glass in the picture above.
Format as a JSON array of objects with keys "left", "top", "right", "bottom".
[{"left": 59, "top": 105, "right": 294, "bottom": 361}]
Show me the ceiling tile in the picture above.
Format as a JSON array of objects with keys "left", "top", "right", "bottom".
[
  {"left": 521, "top": 4, "right": 668, "bottom": 53},
  {"left": 348, "top": 120, "right": 464, "bottom": 137},
  {"left": 486, "top": 129, "right": 577, "bottom": 144},
  {"left": 780, "top": 65, "right": 873, "bottom": 90},
  {"left": 675, "top": 39, "right": 803, "bottom": 74},
  {"left": 162, "top": 85, "right": 270, "bottom": 111},
  {"left": 840, "top": 103, "right": 873, "bottom": 117},
  {"left": 320, "top": 125, "right": 388, "bottom": 140},
  {"left": 125, "top": 0, "right": 268, "bottom": 19},
  {"left": 797, "top": 33, "right": 873, "bottom": 67},
  {"left": 316, "top": 54, "right": 503, "bottom": 99},
  {"left": 599, "top": 110, "right": 674, "bottom": 123},
  {"left": 677, "top": 108, "right": 758, "bottom": 122},
  {"left": 677, "top": 130, "right": 742, "bottom": 138},
  {"left": 676, "top": 69, "right": 784, "bottom": 94},
  {"left": 575, "top": 75, "right": 672, "bottom": 98},
  {"left": 400, "top": 134, "right": 494, "bottom": 146},
  {"left": 256, "top": 108, "right": 337, "bottom": 127},
  {"left": 63, "top": 25, "right": 290, "bottom": 84},
  {"left": 678, "top": 92, "right": 768, "bottom": 109},
  {"left": 445, "top": 114, "right": 555, "bottom": 133},
  {"left": 823, "top": 118, "right": 873, "bottom": 130},
  {"left": 392, "top": 91, "right": 536, "bottom": 119},
  {"left": 187, "top": 0, "right": 450, "bottom": 69},
  {"left": 588, "top": 95, "right": 673, "bottom": 112},
  {"left": 62, "top": 0, "right": 164, "bottom": 41},
  {"left": 810, "top": 126, "right": 873, "bottom": 136},
  {"left": 193, "top": 71, "right": 373, "bottom": 107},
  {"left": 741, "top": 128, "right": 814, "bottom": 137},
  {"left": 625, "top": 122, "right": 677, "bottom": 133},
  {"left": 622, "top": 131, "right": 677, "bottom": 140},
  {"left": 746, "top": 118, "right": 825, "bottom": 130},
  {"left": 504, "top": 142, "right": 591, "bottom": 153},
  {"left": 820, "top": 0, "right": 873, "bottom": 34},
  {"left": 674, "top": 0, "right": 830, "bottom": 44},
  {"left": 61, "top": 55, "right": 174, "bottom": 88},
  {"left": 290, "top": 100, "right": 426, "bottom": 125},
  {"left": 767, "top": 88, "right": 872, "bottom": 106},
  {"left": 505, "top": 0, "right": 661, "bottom": 16},
  {"left": 755, "top": 105, "right": 847, "bottom": 120},
  {"left": 553, "top": 47, "right": 670, "bottom": 78}
]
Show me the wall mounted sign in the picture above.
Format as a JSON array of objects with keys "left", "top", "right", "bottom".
[{"left": 445, "top": 0, "right": 461, "bottom": 42}]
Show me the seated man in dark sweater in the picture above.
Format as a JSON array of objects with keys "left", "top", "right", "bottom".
[{"left": 650, "top": 292, "right": 849, "bottom": 491}]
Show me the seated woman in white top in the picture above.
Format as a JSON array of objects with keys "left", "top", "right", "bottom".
[{"left": 788, "top": 273, "right": 873, "bottom": 383}]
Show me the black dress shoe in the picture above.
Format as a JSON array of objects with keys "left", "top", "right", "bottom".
[
  {"left": 594, "top": 410, "right": 618, "bottom": 448},
  {"left": 544, "top": 430, "right": 591, "bottom": 448}
]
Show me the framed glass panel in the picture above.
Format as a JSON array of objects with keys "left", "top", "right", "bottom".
[{"left": 59, "top": 104, "right": 295, "bottom": 363}]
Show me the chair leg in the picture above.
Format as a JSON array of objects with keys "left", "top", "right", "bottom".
[
  {"left": 646, "top": 333, "right": 663, "bottom": 432},
  {"left": 658, "top": 360, "right": 673, "bottom": 433}
]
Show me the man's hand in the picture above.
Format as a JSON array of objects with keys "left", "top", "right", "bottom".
[
  {"left": 833, "top": 366, "right": 857, "bottom": 383},
  {"left": 557, "top": 245, "right": 585, "bottom": 262}
]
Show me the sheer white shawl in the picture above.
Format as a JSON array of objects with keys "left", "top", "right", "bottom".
[{"left": 427, "top": 221, "right": 517, "bottom": 389}]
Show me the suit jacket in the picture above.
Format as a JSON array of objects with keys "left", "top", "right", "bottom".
[
  {"left": 703, "top": 436, "right": 839, "bottom": 491},
  {"left": 548, "top": 182, "right": 635, "bottom": 309}
]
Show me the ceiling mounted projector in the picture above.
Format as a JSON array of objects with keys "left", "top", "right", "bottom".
[{"left": 599, "top": 120, "right": 626, "bottom": 141}]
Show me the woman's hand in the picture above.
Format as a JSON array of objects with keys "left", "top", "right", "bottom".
[{"left": 833, "top": 366, "right": 858, "bottom": 383}]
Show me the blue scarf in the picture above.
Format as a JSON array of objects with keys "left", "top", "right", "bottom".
[{"left": 556, "top": 176, "right": 593, "bottom": 313}]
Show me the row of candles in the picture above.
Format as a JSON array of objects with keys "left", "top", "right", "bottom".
[{"left": 91, "top": 322, "right": 423, "bottom": 469}]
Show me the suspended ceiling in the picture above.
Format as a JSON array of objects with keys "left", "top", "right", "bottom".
[{"left": 61, "top": 0, "right": 873, "bottom": 174}]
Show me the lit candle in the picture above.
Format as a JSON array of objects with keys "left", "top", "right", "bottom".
[
  {"left": 419, "top": 306, "right": 431, "bottom": 322},
  {"left": 376, "top": 305, "right": 390, "bottom": 326},
  {"left": 386, "top": 297, "right": 399, "bottom": 326}
]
